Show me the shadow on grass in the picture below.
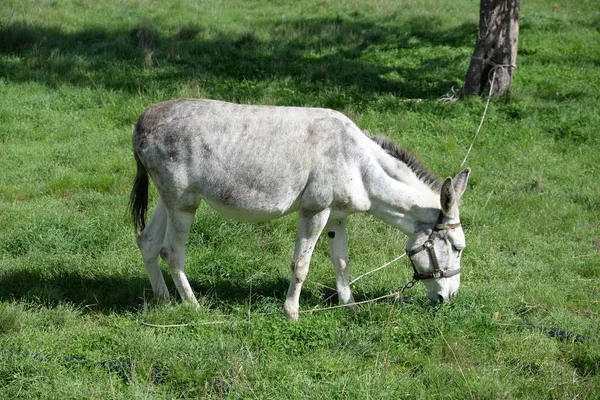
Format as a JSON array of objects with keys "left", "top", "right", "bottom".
[
  {"left": 0, "top": 268, "right": 289, "bottom": 312},
  {"left": 0, "top": 269, "right": 150, "bottom": 311},
  {"left": 0, "top": 16, "right": 476, "bottom": 102},
  {"left": 0, "top": 268, "right": 418, "bottom": 313}
]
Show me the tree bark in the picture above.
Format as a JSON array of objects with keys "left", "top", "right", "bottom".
[{"left": 464, "top": 0, "right": 520, "bottom": 96}]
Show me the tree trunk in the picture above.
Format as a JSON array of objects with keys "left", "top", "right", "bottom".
[{"left": 464, "top": 0, "right": 520, "bottom": 96}]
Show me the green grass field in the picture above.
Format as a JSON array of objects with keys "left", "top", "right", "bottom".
[{"left": 1, "top": 0, "right": 599, "bottom": 398}]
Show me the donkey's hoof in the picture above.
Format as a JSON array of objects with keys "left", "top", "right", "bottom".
[
  {"left": 340, "top": 295, "right": 356, "bottom": 307},
  {"left": 182, "top": 297, "right": 200, "bottom": 310},
  {"left": 151, "top": 290, "right": 169, "bottom": 299},
  {"left": 283, "top": 301, "right": 299, "bottom": 321},
  {"left": 284, "top": 310, "right": 299, "bottom": 321}
]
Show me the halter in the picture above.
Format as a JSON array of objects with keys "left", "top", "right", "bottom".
[{"left": 407, "top": 213, "right": 462, "bottom": 281}]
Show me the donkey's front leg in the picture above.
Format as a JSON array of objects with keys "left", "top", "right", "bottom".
[
  {"left": 284, "top": 208, "right": 331, "bottom": 321},
  {"left": 326, "top": 218, "right": 355, "bottom": 306}
]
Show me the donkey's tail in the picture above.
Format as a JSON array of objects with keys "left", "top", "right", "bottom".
[{"left": 129, "top": 149, "right": 149, "bottom": 233}]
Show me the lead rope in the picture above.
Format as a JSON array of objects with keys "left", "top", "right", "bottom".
[
  {"left": 306, "top": 67, "right": 499, "bottom": 310},
  {"left": 144, "top": 72, "right": 497, "bottom": 325},
  {"left": 304, "top": 276, "right": 416, "bottom": 314},
  {"left": 328, "top": 70, "right": 501, "bottom": 307},
  {"left": 315, "top": 253, "right": 408, "bottom": 308},
  {"left": 460, "top": 66, "right": 500, "bottom": 167}
]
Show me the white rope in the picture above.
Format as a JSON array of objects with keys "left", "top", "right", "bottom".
[
  {"left": 301, "top": 291, "right": 402, "bottom": 315},
  {"left": 460, "top": 60, "right": 516, "bottom": 167},
  {"left": 312, "top": 66, "right": 506, "bottom": 305},
  {"left": 145, "top": 65, "right": 507, "bottom": 322},
  {"left": 317, "top": 252, "right": 407, "bottom": 307},
  {"left": 460, "top": 68, "right": 496, "bottom": 168},
  {"left": 141, "top": 321, "right": 227, "bottom": 328},
  {"left": 313, "top": 65, "right": 505, "bottom": 308},
  {"left": 349, "top": 253, "right": 406, "bottom": 286}
]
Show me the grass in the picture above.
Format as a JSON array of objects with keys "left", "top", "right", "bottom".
[{"left": 1, "top": 0, "right": 599, "bottom": 398}]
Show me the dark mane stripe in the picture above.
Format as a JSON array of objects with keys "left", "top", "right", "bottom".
[{"left": 371, "top": 135, "right": 442, "bottom": 192}]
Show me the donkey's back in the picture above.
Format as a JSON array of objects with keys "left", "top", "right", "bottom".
[{"left": 133, "top": 99, "right": 372, "bottom": 224}]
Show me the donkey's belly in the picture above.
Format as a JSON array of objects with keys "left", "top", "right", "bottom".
[
  {"left": 193, "top": 165, "right": 306, "bottom": 222},
  {"left": 203, "top": 196, "right": 299, "bottom": 223}
]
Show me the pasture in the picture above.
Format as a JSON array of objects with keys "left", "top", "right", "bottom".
[{"left": 1, "top": 0, "right": 599, "bottom": 398}]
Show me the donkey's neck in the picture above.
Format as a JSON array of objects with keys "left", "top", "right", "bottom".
[
  {"left": 370, "top": 135, "right": 442, "bottom": 193},
  {"left": 367, "top": 144, "right": 441, "bottom": 234}
]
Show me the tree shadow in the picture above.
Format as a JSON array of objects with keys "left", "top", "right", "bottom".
[
  {"left": 0, "top": 269, "right": 150, "bottom": 312},
  {"left": 0, "top": 267, "right": 419, "bottom": 314},
  {"left": 0, "top": 16, "right": 476, "bottom": 102},
  {"left": 0, "top": 265, "right": 301, "bottom": 313}
]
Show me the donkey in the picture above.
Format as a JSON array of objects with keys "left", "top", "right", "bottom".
[{"left": 130, "top": 99, "right": 471, "bottom": 320}]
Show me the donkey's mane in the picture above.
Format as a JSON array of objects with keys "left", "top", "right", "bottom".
[{"left": 371, "top": 134, "right": 442, "bottom": 192}]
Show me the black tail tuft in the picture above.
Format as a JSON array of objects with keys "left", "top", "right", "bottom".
[{"left": 129, "top": 150, "right": 149, "bottom": 233}]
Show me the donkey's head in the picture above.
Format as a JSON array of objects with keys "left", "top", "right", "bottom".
[{"left": 405, "top": 168, "right": 471, "bottom": 304}]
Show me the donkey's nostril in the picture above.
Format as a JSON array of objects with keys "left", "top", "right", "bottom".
[{"left": 437, "top": 294, "right": 444, "bottom": 304}]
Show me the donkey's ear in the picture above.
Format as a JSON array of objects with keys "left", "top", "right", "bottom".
[
  {"left": 452, "top": 168, "right": 471, "bottom": 199},
  {"left": 440, "top": 177, "right": 456, "bottom": 216}
]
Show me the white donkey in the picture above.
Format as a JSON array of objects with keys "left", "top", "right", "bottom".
[{"left": 130, "top": 99, "right": 470, "bottom": 320}]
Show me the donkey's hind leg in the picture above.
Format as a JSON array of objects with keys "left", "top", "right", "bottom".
[
  {"left": 136, "top": 198, "right": 169, "bottom": 300},
  {"left": 326, "top": 218, "right": 355, "bottom": 306},
  {"left": 160, "top": 207, "right": 199, "bottom": 308}
]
